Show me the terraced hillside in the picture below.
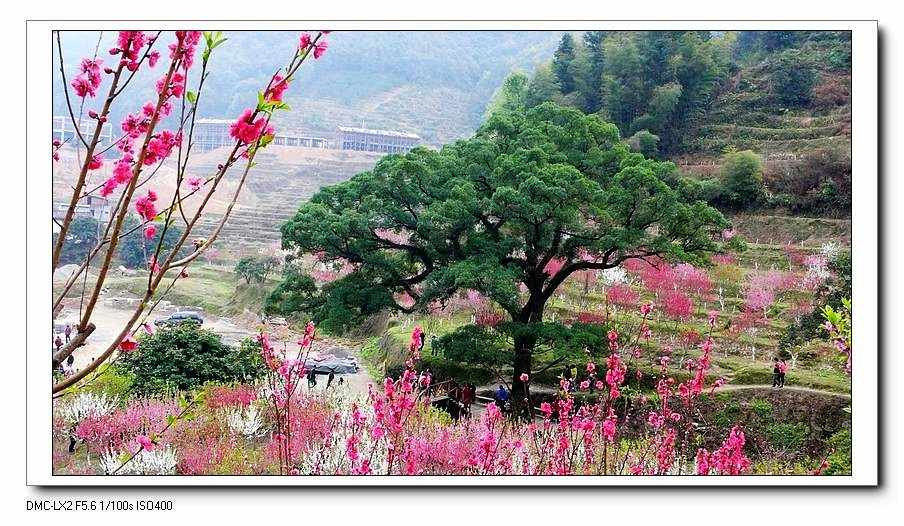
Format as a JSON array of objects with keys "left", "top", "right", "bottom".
[
  {"left": 678, "top": 38, "right": 851, "bottom": 173},
  {"left": 190, "top": 146, "right": 383, "bottom": 255},
  {"left": 52, "top": 143, "right": 383, "bottom": 256},
  {"left": 728, "top": 214, "right": 850, "bottom": 247}
]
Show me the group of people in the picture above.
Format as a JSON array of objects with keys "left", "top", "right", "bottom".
[
  {"left": 53, "top": 324, "right": 74, "bottom": 353},
  {"left": 450, "top": 382, "right": 477, "bottom": 417},
  {"left": 435, "top": 381, "right": 478, "bottom": 420},
  {"left": 53, "top": 325, "right": 76, "bottom": 377},
  {"left": 772, "top": 358, "right": 790, "bottom": 388}
]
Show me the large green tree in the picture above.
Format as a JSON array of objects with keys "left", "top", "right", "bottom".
[
  {"left": 552, "top": 33, "right": 577, "bottom": 94},
  {"left": 485, "top": 71, "right": 529, "bottom": 118},
  {"left": 279, "top": 103, "right": 729, "bottom": 404}
]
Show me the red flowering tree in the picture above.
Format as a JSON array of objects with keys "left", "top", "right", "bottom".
[{"left": 52, "top": 30, "right": 330, "bottom": 394}]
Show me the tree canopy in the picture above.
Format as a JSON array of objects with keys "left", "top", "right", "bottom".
[
  {"left": 523, "top": 31, "right": 733, "bottom": 154},
  {"left": 117, "top": 216, "right": 186, "bottom": 269},
  {"left": 56, "top": 216, "right": 100, "bottom": 266}
]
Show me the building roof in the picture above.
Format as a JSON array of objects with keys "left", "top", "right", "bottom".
[{"left": 338, "top": 126, "right": 420, "bottom": 140}]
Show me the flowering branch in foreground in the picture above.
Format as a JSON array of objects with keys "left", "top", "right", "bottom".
[{"left": 52, "top": 30, "right": 330, "bottom": 393}]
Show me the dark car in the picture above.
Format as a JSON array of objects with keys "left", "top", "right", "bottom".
[{"left": 154, "top": 311, "right": 204, "bottom": 327}]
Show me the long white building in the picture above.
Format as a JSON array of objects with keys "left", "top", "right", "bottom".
[
  {"left": 338, "top": 126, "right": 420, "bottom": 154},
  {"left": 193, "top": 118, "right": 329, "bottom": 152}
]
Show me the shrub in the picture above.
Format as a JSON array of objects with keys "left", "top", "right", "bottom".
[
  {"left": 264, "top": 266, "right": 321, "bottom": 316},
  {"left": 765, "top": 147, "right": 851, "bottom": 214},
  {"left": 772, "top": 52, "right": 816, "bottom": 107},
  {"left": 234, "top": 256, "right": 280, "bottom": 284},
  {"left": 626, "top": 129, "right": 660, "bottom": 159},
  {"left": 117, "top": 325, "right": 267, "bottom": 395},
  {"left": 749, "top": 398, "right": 773, "bottom": 419},
  {"left": 80, "top": 363, "right": 134, "bottom": 399},
  {"left": 56, "top": 216, "right": 100, "bottom": 266},
  {"left": 812, "top": 76, "right": 850, "bottom": 108},
  {"left": 824, "top": 428, "right": 852, "bottom": 475},
  {"left": 718, "top": 150, "right": 765, "bottom": 209}
]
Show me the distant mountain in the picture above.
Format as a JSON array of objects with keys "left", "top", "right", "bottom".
[{"left": 53, "top": 30, "right": 562, "bottom": 146}]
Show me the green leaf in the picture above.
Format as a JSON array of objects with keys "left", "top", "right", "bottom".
[{"left": 186, "top": 91, "right": 197, "bottom": 105}]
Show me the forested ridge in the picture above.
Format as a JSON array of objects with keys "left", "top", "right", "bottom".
[{"left": 490, "top": 30, "right": 852, "bottom": 216}]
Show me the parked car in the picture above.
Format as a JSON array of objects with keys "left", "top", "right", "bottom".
[{"left": 154, "top": 311, "right": 204, "bottom": 327}]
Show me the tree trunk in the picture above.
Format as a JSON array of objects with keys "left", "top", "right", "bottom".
[
  {"left": 508, "top": 289, "right": 546, "bottom": 419},
  {"left": 511, "top": 329, "right": 537, "bottom": 419}
]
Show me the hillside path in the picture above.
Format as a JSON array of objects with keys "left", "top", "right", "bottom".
[{"left": 714, "top": 384, "right": 851, "bottom": 399}]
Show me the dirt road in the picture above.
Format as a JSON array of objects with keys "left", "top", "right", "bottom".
[{"left": 54, "top": 294, "right": 375, "bottom": 396}]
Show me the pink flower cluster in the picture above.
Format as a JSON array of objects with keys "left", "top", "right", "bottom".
[
  {"left": 169, "top": 30, "right": 202, "bottom": 71},
  {"left": 743, "top": 270, "right": 798, "bottom": 314},
  {"left": 205, "top": 385, "right": 258, "bottom": 410},
  {"left": 662, "top": 290, "right": 694, "bottom": 320},
  {"left": 475, "top": 309, "right": 504, "bottom": 327},
  {"left": 134, "top": 189, "right": 158, "bottom": 222},
  {"left": 570, "top": 311, "right": 606, "bottom": 325},
  {"left": 71, "top": 58, "right": 104, "bottom": 98},
  {"left": 298, "top": 33, "right": 329, "bottom": 59},
  {"left": 98, "top": 32, "right": 202, "bottom": 199},
  {"left": 264, "top": 74, "right": 289, "bottom": 103},
  {"left": 606, "top": 283, "right": 639, "bottom": 308},
  {"left": 695, "top": 426, "right": 751, "bottom": 475},
  {"left": 145, "top": 130, "right": 182, "bottom": 165},
  {"left": 112, "top": 31, "right": 150, "bottom": 71},
  {"left": 229, "top": 109, "right": 273, "bottom": 145},
  {"left": 604, "top": 350, "right": 626, "bottom": 399}
]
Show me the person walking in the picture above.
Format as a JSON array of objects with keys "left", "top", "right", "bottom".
[
  {"left": 494, "top": 384, "right": 510, "bottom": 412},
  {"left": 772, "top": 359, "right": 782, "bottom": 388},
  {"left": 461, "top": 383, "right": 474, "bottom": 417},
  {"left": 327, "top": 369, "right": 336, "bottom": 389},
  {"left": 64, "top": 324, "right": 72, "bottom": 344},
  {"left": 54, "top": 335, "right": 63, "bottom": 353}
]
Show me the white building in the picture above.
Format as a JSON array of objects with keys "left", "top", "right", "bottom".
[
  {"left": 194, "top": 118, "right": 329, "bottom": 152},
  {"left": 53, "top": 115, "right": 112, "bottom": 146},
  {"left": 338, "top": 126, "right": 420, "bottom": 154},
  {"left": 53, "top": 195, "right": 111, "bottom": 224}
]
